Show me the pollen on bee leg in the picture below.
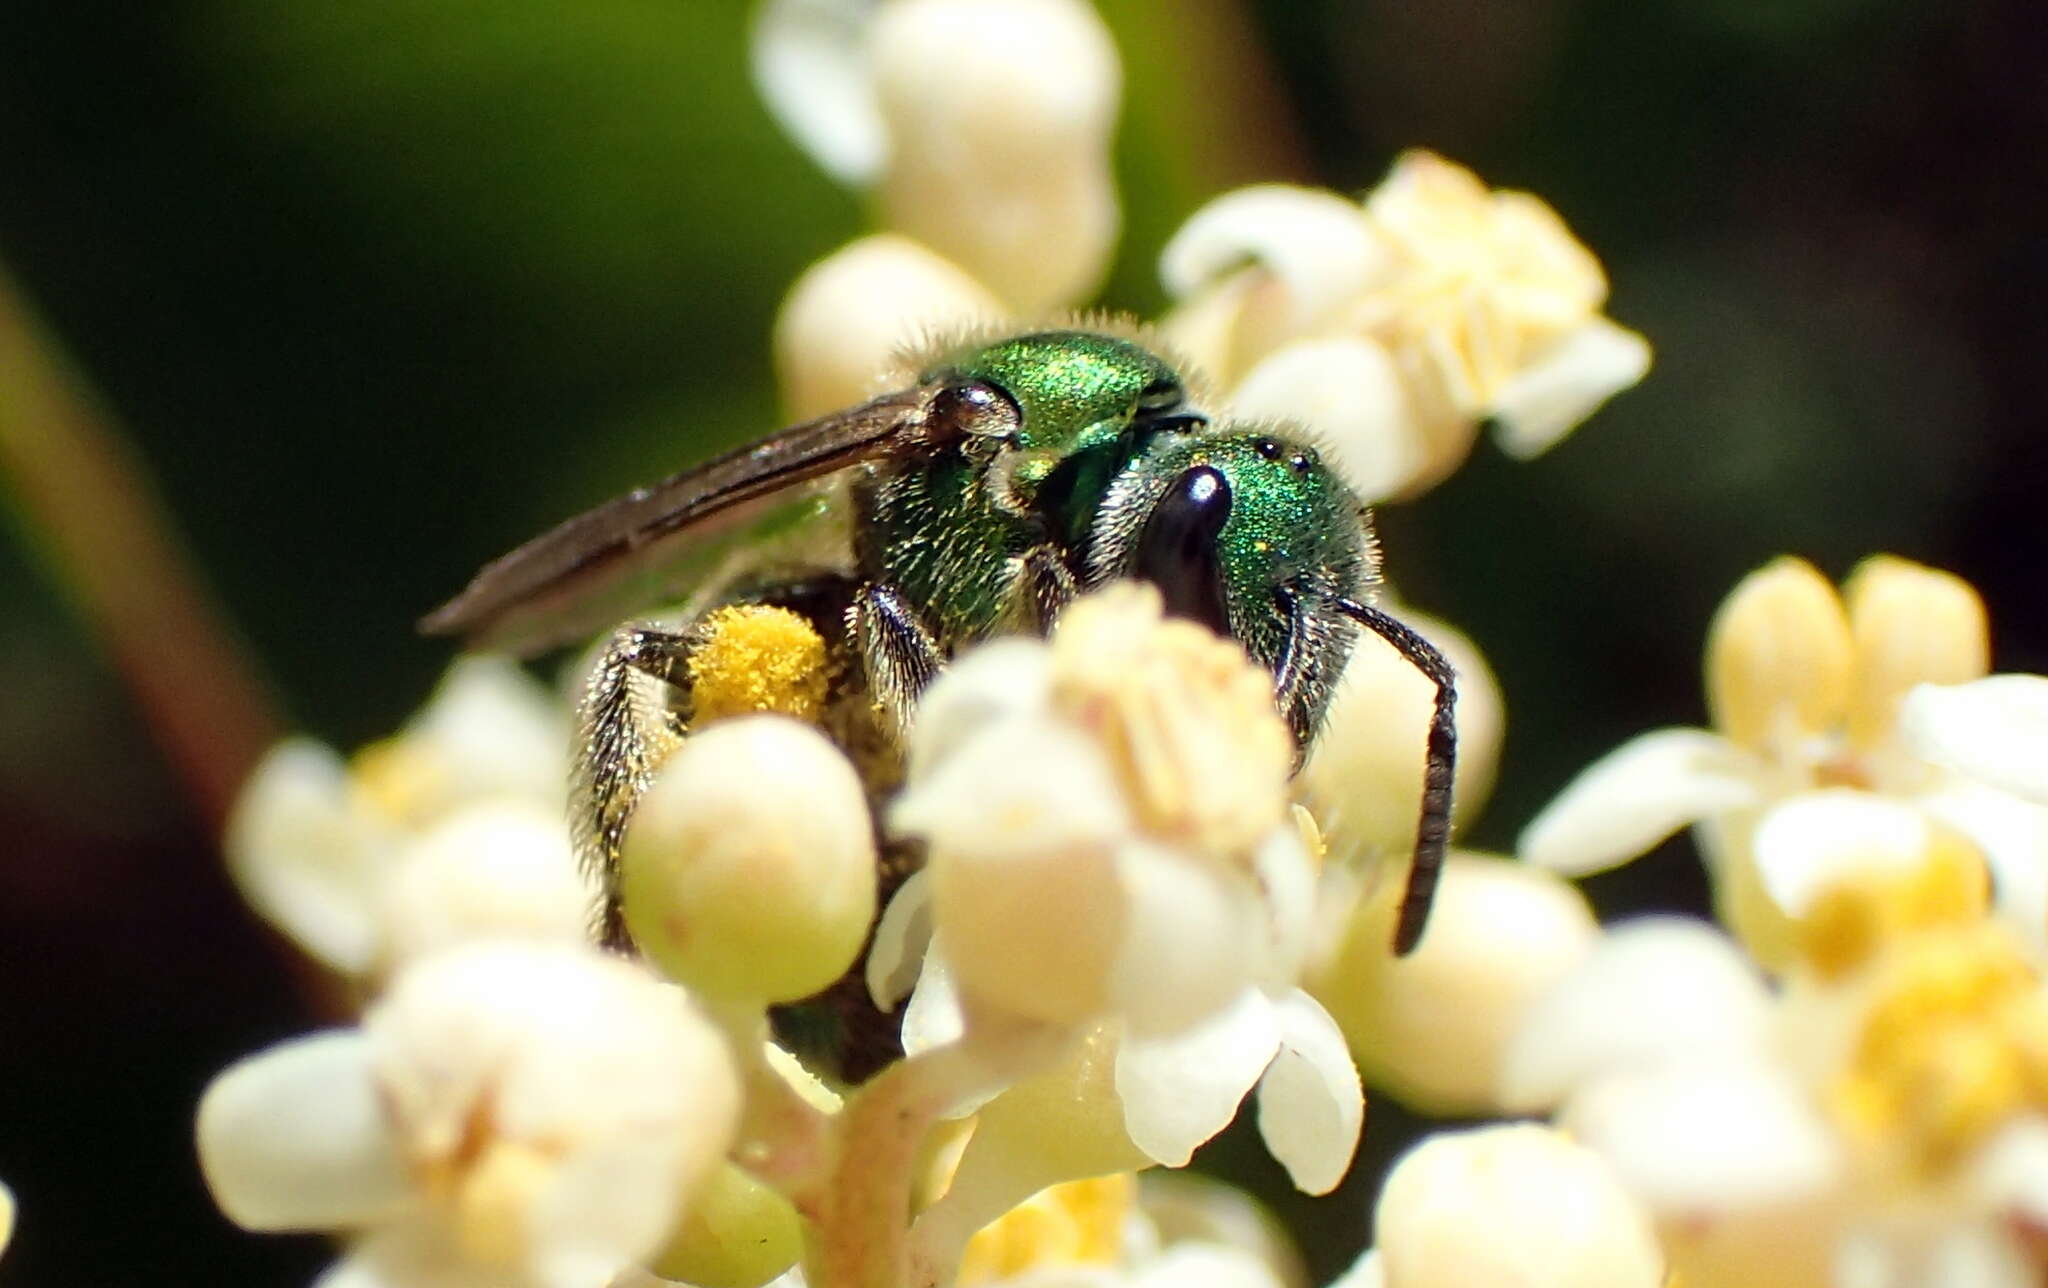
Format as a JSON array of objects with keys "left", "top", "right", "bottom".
[{"left": 687, "top": 604, "right": 832, "bottom": 726}]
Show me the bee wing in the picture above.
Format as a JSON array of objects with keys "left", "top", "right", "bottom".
[{"left": 421, "top": 386, "right": 935, "bottom": 654}]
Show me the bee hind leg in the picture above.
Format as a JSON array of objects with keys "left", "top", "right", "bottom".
[{"left": 575, "top": 624, "right": 691, "bottom": 949}]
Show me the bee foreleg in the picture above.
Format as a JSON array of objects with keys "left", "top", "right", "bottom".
[
  {"left": 1012, "top": 543, "right": 1080, "bottom": 633},
  {"left": 575, "top": 624, "right": 691, "bottom": 949},
  {"left": 850, "top": 582, "right": 944, "bottom": 738}
]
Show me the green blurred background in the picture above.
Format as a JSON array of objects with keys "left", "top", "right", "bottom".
[{"left": 0, "top": 0, "right": 2041, "bottom": 1282}]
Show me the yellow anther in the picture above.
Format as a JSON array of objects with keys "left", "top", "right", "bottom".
[
  {"left": 1704, "top": 557, "right": 1854, "bottom": 755},
  {"left": 1829, "top": 925, "right": 2048, "bottom": 1173},
  {"left": 687, "top": 605, "right": 831, "bottom": 726},
  {"left": 1796, "top": 832, "right": 1990, "bottom": 979},
  {"left": 1841, "top": 555, "right": 1989, "bottom": 750},
  {"left": 957, "top": 1174, "right": 1135, "bottom": 1284}
]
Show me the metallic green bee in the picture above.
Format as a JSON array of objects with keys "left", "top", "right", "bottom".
[{"left": 424, "top": 329, "right": 1454, "bottom": 961}]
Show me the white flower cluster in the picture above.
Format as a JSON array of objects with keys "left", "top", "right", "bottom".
[
  {"left": 1311, "top": 556, "right": 2048, "bottom": 1288},
  {"left": 759, "top": 3, "right": 1647, "bottom": 511},
  {"left": 189, "top": 2, "right": 1687, "bottom": 1287}
]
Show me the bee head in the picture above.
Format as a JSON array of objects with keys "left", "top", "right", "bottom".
[{"left": 1086, "top": 429, "right": 1381, "bottom": 747}]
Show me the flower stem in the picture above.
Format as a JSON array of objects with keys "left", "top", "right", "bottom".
[
  {"left": 809, "top": 1043, "right": 978, "bottom": 1288},
  {"left": 701, "top": 1000, "right": 835, "bottom": 1210},
  {"left": 0, "top": 261, "right": 280, "bottom": 827},
  {"left": 809, "top": 1016, "right": 1072, "bottom": 1288}
]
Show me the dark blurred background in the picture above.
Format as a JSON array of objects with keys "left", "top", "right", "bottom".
[{"left": 0, "top": 0, "right": 2041, "bottom": 1282}]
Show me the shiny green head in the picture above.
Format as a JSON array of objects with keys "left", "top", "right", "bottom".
[
  {"left": 925, "top": 330, "right": 1189, "bottom": 453},
  {"left": 1085, "top": 427, "right": 1379, "bottom": 740}
]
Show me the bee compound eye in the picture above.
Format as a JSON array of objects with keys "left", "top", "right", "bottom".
[
  {"left": 1132, "top": 465, "right": 1233, "bottom": 638},
  {"left": 931, "top": 380, "right": 1022, "bottom": 442}
]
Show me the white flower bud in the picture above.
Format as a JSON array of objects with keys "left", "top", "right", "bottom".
[
  {"left": 1295, "top": 610, "right": 1502, "bottom": 871},
  {"left": 378, "top": 802, "right": 597, "bottom": 969},
  {"left": 870, "top": 0, "right": 1119, "bottom": 313},
  {"left": 1313, "top": 855, "right": 1597, "bottom": 1116},
  {"left": 773, "top": 234, "right": 1006, "bottom": 420},
  {"left": 650, "top": 1161, "right": 803, "bottom": 1288},
  {"left": 621, "top": 716, "right": 877, "bottom": 1004},
  {"left": 1376, "top": 1124, "right": 1664, "bottom": 1288}
]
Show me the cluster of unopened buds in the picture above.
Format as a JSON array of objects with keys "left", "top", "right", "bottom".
[{"left": 156, "top": 4, "right": 2048, "bottom": 1288}]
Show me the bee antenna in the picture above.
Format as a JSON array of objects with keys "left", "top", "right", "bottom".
[{"left": 1334, "top": 597, "right": 1456, "bottom": 956}]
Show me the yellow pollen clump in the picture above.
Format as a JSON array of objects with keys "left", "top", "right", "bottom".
[
  {"left": 686, "top": 605, "right": 831, "bottom": 726},
  {"left": 956, "top": 1174, "right": 1135, "bottom": 1284},
  {"left": 1796, "top": 833, "right": 1990, "bottom": 979},
  {"left": 1827, "top": 924, "right": 2048, "bottom": 1175}
]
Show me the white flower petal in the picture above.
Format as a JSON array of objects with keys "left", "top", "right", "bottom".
[
  {"left": 1254, "top": 991, "right": 1363, "bottom": 1195},
  {"left": 1498, "top": 917, "right": 1771, "bottom": 1112},
  {"left": 1564, "top": 1061, "right": 1837, "bottom": 1215},
  {"left": 903, "top": 718, "right": 1131, "bottom": 1029},
  {"left": 866, "top": 868, "right": 933, "bottom": 1010},
  {"left": 1228, "top": 337, "right": 1427, "bottom": 504},
  {"left": 1972, "top": 1116, "right": 2048, "bottom": 1231},
  {"left": 380, "top": 802, "right": 594, "bottom": 969},
  {"left": 1518, "top": 729, "right": 1761, "bottom": 877},
  {"left": 400, "top": 656, "right": 571, "bottom": 819},
  {"left": 1488, "top": 317, "right": 1652, "bottom": 458},
  {"left": 197, "top": 1030, "right": 413, "bottom": 1232},
  {"left": 1108, "top": 842, "right": 1262, "bottom": 1037},
  {"left": 1901, "top": 676, "right": 2048, "bottom": 805},
  {"left": 224, "top": 739, "right": 395, "bottom": 974},
  {"left": 1115, "top": 990, "right": 1279, "bottom": 1167},
  {"left": 1252, "top": 821, "right": 1318, "bottom": 989},
  {"left": 905, "top": 638, "right": 1052, "bottom": 786},
  {"left": 750, "top": 0, "right": 887, "bottom": 184},
  {"left": 900, "top": 944, "right": 966, "bottom": 1057},
  {"left": 1160, "top": 185, "right": 1389, "bottom": 335},
  {"left": 1750, "top": 790, "right": 1933, "bottom": 916}
]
